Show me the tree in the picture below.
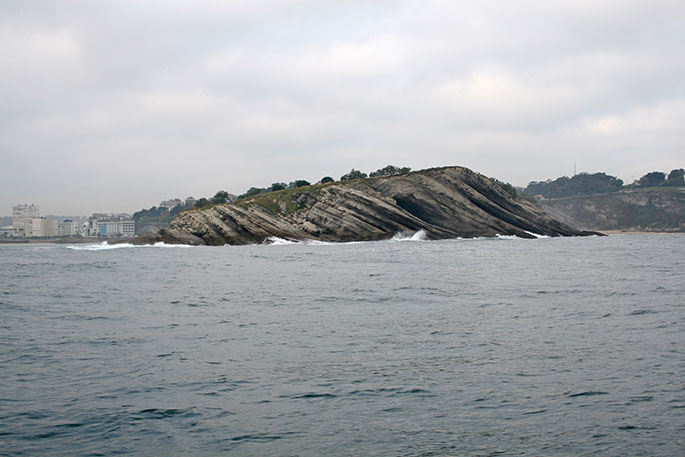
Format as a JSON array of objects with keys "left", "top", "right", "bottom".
[
  {"left": 293, "top": 180, "right": 310, "bottom": 188},
  {"left": 269, "top": 183, "right": 287, "bottom": 192},
  {"left": 666, "top": 168, "right": 684, "bottom": 186},
  {"left": 524, "top": 172, "right": 623, "bottom": 198},
  {"left": 194, "top": 198, "right": 210, "bottom": 208},
  {"left": 492, "top": 179, "right": 517, "bottom": 198},
  {"left": 369, "top": 165, "right": 411, "bottom": 177},
  {"left": 340, "top": 169, "right": 367, "bottom": 181},
  {"left": 320, "top": 176, "right": 334, "bottom": 183},
  {"left": 239, "top": 187, "right": 267, "bottom": 199},
  {"left": 212, "top": 190, "right": 230, "bottom": 204},
  {"left": 635, "top": 172, "right": 666, "bottom": 188}
]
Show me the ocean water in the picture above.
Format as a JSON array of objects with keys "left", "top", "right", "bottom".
[{"left": 0, "top": 234, "right": 683, "bottom": 456}]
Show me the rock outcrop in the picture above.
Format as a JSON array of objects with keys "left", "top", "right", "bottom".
[{"left": 131, "top": 166, "right": 598, "bottom": 245}]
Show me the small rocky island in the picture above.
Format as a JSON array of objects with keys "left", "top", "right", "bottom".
[{"left": 131, "top": 166, "right": 598, "bottom": 246}]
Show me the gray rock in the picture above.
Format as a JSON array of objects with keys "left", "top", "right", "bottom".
[{"left": 131, "top": 166, "right": 599, "bottom": 246}]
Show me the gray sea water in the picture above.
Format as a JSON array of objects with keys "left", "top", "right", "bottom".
[{"left": 0, "top": 234, "right": 683, "bottom": 456}]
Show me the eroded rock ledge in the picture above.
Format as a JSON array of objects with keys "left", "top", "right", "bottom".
[{"left": 131, "top": 166, "right": 599, "bottom": 246}]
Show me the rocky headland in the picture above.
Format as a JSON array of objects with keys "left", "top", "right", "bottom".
[{"left": 131, "top": 166, "right": 598, "bottom": 246}]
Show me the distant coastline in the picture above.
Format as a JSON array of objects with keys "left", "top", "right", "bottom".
[{"left": 539, "top": 186, "right": 684, "bottom": 233}]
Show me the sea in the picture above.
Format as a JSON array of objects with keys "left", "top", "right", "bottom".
[{"left": 0, "top": 234, "right": 683, "bottom": 456}]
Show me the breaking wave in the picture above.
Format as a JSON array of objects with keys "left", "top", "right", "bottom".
[
  {"left": 264, "top": 237, "right": 300, "bottom": 246},
  {"left": 68, "top": 232, "right": 543, "bottom": 251},
  {"left": 524, "top": 231, "right": 550, "bottom": 239},
  {"left": 66, "top": 242, "right": 194, "bottom": 251},
  {"left": 263, "top": 237, "right": 338, "bottom": 246},
  {"left": 494, "top": 234, "right": 521, "bottom": 240},
  {"left": 390, "top": 230, "right": 428, "bottom": 242}
]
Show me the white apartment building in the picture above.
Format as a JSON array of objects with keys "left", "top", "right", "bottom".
[
  {"left": 58, "top": 220, "right": 77, "bottom": 236},
  {"left": 12, "top": 204, "right": 40, "bottom": 230},
  {"left": 87, "top": 214, "right": 135, "bottom": 237},
  {"left": 43, "top": 218, "right": 58, "bottom": 237},
  {"left": 94, "top": 220, "right": 135, "bottom": 237},
  {"left": 24, "top": 217, "right": 58, "bottom": 237},
  {"left": 0, "top": 227, "right": 23, "bottom": 238}
]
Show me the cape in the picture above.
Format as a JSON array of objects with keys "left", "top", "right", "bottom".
[{"left": 132, "top": 166, "right": 598, "bottom": 245}]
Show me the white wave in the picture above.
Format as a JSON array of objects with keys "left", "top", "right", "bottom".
[
  {"left": 524, "top": 231, "right": 550, "bottom": 239},
  {"left": 67, "top": 242, "right": 135, "bottom": 251},
  {"left": 303, "top": 240, "right": 336, "bottom": 246},
  {"left": 494, "top": 234, "right": 521, "bottom": 240},
  {"left": 264, "top": 237, "right": 300, "bottom": 245},
  {"left": 151, "top": 242, "right": 194, "bottom": 248},
  {"left": 261, "top": 236, "right": 368, "bottom": 246},
  {"left": 390, "top": 230, "right": 428, "bottom": 242},
  {"left": 66, "top": 241, "right": 194, "bottom": 251}
]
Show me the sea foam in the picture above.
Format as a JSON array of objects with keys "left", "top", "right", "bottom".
[
  {"left": 524, "top": 231, "right": 550, "bottom": 239},
  {"left": 66, "top": 241, "right": 193, "bottom": 251},
  {"left": 390, "top": 230, "right": 428, "bottom": 242}
]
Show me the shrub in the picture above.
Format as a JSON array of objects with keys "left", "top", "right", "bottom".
[
  {"left": 635, "top": 172, "right": 666, "bottom": 188},
  {"left": 194, "top": 198, "right": 211, "bottom": 208},
  {"left": 340, "top": 169, "right": 367, "bottom": 181},
  {"left": 666, "top": 168, "right": 684, "bottom": 186},
  {"left": 369, "top": 165, "right": 411, "bottom": 178},
  {"left": 293, "top": 180, "right": 310, "bottom": 188},
  {"left": 211, "top": 190, "right": 231, "bottom": 204},
  {"left": 239, "top": 187, "right": 267, "bottom": 199},
  {"left": 492, "top": 179, "right": 517, "bottom": 198}
]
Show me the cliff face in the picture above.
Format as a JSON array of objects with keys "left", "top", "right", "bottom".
[
  {"left": 136, "top": 166, "right": 596, "bottom": 246},
  {"left": 539, "top": 187, "right": 685, "bottom": 232}
]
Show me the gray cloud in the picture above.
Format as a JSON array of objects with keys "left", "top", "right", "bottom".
[{"left": 1, "top": 0, "right": 683, "bottom": 214}]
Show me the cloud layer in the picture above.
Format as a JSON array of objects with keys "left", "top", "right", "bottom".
[{"left": 1, "top": 0, "right": 683, "bottom": 214}]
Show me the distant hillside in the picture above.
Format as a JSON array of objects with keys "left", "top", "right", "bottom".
[
  {"left": 525, "top": 168, "right": 684, "bottom": 199},
  {"left": 539, "top": 187, "right": 685, "bottom": 232}
]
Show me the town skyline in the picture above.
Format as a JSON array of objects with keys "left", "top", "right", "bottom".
[{"left": 1, "top": 203, "right": 137, "bottom": 239}]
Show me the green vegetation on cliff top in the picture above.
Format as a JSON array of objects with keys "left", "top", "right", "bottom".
[
  {"left": 237, "top": 182, "right": 336, "bottom": 216},
  {"left": 524, "top": 168, "right": 683, "bottom": 199}
]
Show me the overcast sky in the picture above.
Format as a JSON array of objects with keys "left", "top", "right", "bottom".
[{"left": 1, "top": 0, "right": 683, "bottom": 215}]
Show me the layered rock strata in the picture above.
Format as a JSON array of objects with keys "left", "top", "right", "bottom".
[{"left": 132, "top": 166, "right": 598, "bottom": 245}]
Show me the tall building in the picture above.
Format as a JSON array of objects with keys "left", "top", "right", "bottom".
[
  {"left": 12, "top": 204, "right": 40, "bottom": 230},
  {"left": 24, "top": 217, "right": 58, "bottom": 237},
  {"left": 42, "top": 218, "right": 58, "bottom": 237},
  {"left": 58, "top": 220, "right": 77, "bottom": 236}
]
